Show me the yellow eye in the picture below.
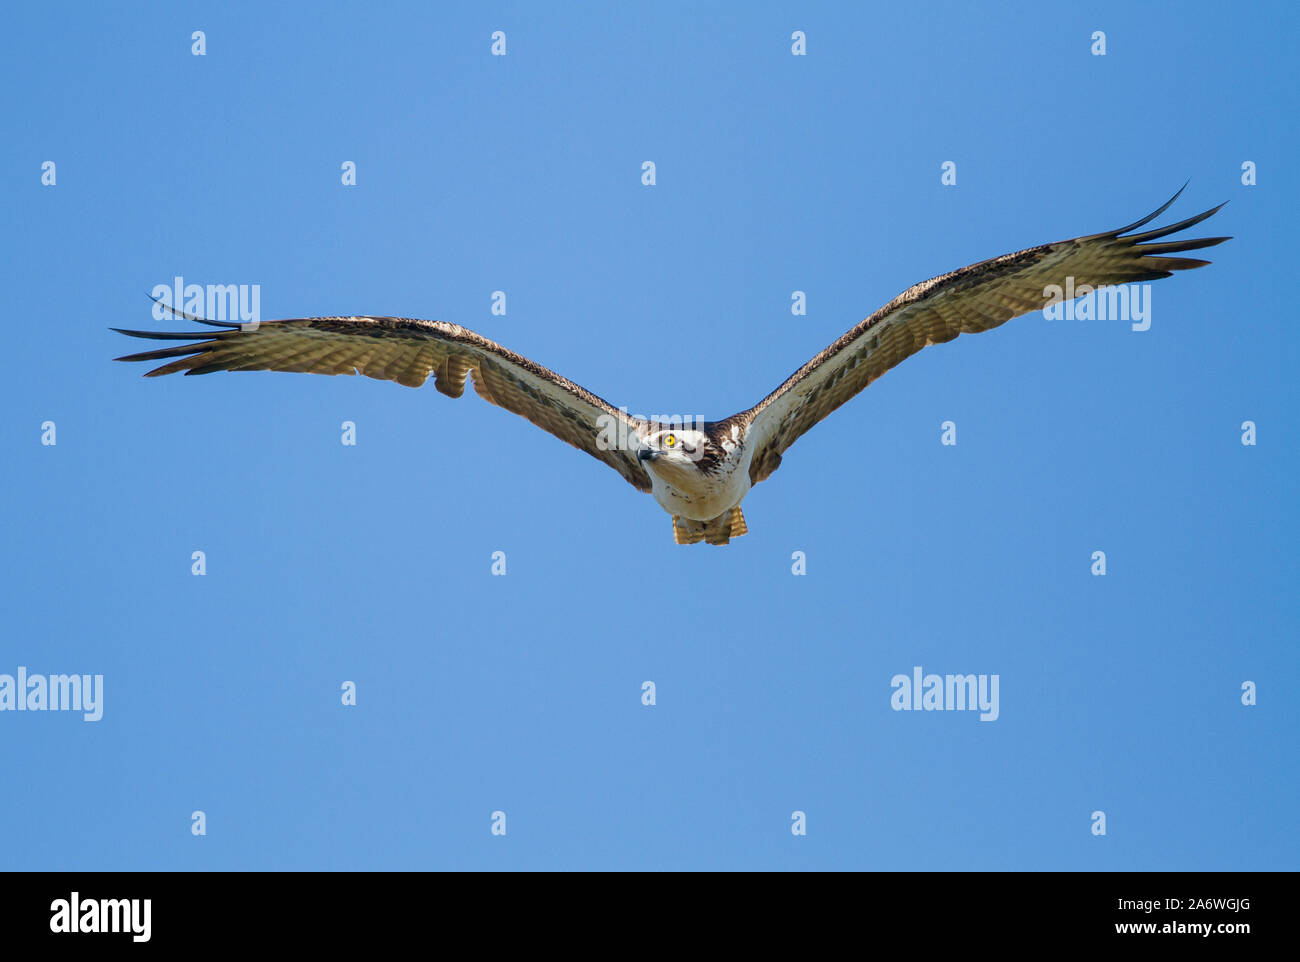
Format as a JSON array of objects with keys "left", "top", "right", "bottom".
[{"left": 664, "top": 434, "right": 676, "bottom": 447}]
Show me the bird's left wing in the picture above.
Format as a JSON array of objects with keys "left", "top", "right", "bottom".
[
  {"left": 113, "top": 315, "right": 654, "bottom": 491},
  {"left": 728, "top": 188, "right": 1228, "bottom": 484}
]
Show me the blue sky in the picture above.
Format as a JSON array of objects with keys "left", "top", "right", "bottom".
[{"left": 2, "top": 1, "right": 1295, "bottom": 870}]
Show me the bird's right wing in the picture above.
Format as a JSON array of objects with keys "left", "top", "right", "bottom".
[{"left": 114, "top": 314, "right": 655, "bottom": 492}]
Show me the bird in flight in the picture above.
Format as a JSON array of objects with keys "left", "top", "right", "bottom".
[{"left": 115, "top": 188, "right": 1226, "bottom": 545}]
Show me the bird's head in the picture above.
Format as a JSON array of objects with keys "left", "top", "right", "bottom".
[{"left": 637, "top": 428, "right": 710, "bottom": 475}]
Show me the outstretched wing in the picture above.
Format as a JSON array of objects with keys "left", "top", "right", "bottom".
[
  {"left": 113, "top": 314, "right": 654, "bottom": 491},
  {"left": 731, "top": 187, "right": 1229, "bottom": 484}
]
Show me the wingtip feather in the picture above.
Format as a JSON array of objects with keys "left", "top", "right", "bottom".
[
  {"left": 146, "top": 292, "right": 241, "bottom": 328},
  {"left": 1109, "top": 184, "right": 1189, "bottom": 235}
]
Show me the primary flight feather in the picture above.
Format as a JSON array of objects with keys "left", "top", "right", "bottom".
[{"left": 115, "top": 187, "right": 1227, "bottom": 545}]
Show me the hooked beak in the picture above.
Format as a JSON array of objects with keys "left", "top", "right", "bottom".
[{"left": 637, "top": 443, "right": 658, "bottom": 463}]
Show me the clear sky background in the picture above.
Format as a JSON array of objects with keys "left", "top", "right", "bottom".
[{"left": 2, "top": 1, "right": 1295, "bottom": 870}]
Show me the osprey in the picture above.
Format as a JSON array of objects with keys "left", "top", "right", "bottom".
[{"left": 115, "top": 189, "right": 1226, "bottom": 545}]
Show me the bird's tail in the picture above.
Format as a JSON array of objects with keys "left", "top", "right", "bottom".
[{"left": 673, "top": 507, "right": 747, "bottom": 546}]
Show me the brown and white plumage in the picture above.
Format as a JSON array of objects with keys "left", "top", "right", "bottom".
[
  {"left": 116, "top": 313, "right": 654, "bottom": 492},
  {"left": 115, "top": 187, "right": 1227, "bottom": 544},
  {"left": 727, "top": 187, "right": 1228, "bottom": 484}
]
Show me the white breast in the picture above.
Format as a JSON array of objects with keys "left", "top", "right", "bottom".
[{"left": 647, "top": 440, "right": 753, "bottom": 521}]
